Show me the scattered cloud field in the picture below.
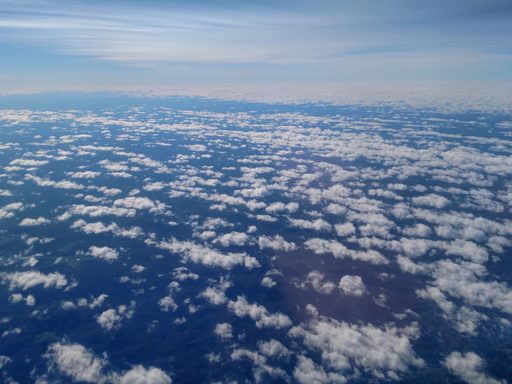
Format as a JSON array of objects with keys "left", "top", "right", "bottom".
[{"left": 0, "top": 95, "right": 511, "bottom": 383}]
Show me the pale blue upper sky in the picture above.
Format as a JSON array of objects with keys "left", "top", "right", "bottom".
[{"left": 0, "top": 0, "right": 511, "bottom": 91}]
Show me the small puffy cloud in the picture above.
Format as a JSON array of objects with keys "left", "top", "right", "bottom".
[
  {"left": 339, "top": 275, "right": 366, "bottom": 296},
  {"left": 258, "top": 339, "right": 290, "bottom": 358},
  {"left": 301, "top": 271, "right": 336, "bottom": 294},
  {"left": 261, "top": 276, "right": 277, "bottom": 288},
  {"left": 97, "top": 309, "right": 122, "bottom": 331},
  {"left": 149, "top": 238, "right": 259, "bottom": 270},
  {"left": 9, "top": 293, "right": 36, "bottom": 306},
  {"left": 402, "top": 223, "right": 432, "bottom": 238},
  {"left": 412, "top": 194, "right": 450, "bottom": 209},
  {"left": 45, "top": 343, "right": 107, "bottom": 383},
  {"left": 118, "top": 365, "right": 172, "bottom": 384},
  {"left": 289, "top": 218, "right": 332, "bottom": 232},
  {"left": 71, "top": 219, "right": 143, "bottom": 238},
  {"left": 114, "top": 196, "right": 165, "bottom": 213},
  {"left": 289, "top": 318, "right": 424, "bottom": 380},
  {"left": 69, "top": 171, "right": 101, "bottom": 179},
  {"left": 186, "top": 144, "right": 207, "bottom": 152},
  {"left": 304, "top": 238, "right": 388, "bottom": 265},
  {"left": 158, "top": 296, "right": 178, "bottom": 312},
  {"left": 19, "top": 217, "right": 50, "bottom": 226},
  {"left": 97, "top": 303, "right": 135, "bottom": 331},
  {"left": 45, "top": 342, "right": 172, "bottom": 384},
  {"left": 228, "top": 296, "right": 292, "bottom": 329},
  {"left": 0, "top": 355, "right": 12, "bottom": 369},
  {"left": 334, "top": 223, "right": 356, "bottom": 237},
  {"left": 214, "top": 322, "right": 233, "bottom": 340},
  {"left": 200, "top": 287, "right": 227, "bottom": 305},
  {"left": 258, "top": 235, "right": 297, "bottom": 252},
  {"left": 131, "top": 265, "right": 145, "bottom": 273},
  {"left": 294, "top": 355, "right": 346, "bottom": 384},
  {"left": 89, "top": 246, "right": 119, "bottom": 262},
  {"left": 444, "top": 352, "right": 504, "bottom": 384},
  {"left": 2, "top": 270, "right": 68, "bottom": 290},
  {"left": 215, "top": 231, "right": 250, "bottom": 247}
]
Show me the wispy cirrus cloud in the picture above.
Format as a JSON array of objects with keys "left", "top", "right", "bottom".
[{"left": 0, "top": 0, "right": 511, "bottom": 87}]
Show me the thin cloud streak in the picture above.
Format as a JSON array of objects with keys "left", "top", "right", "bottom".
[{"left": 0, "top": 0, "right": 511, "bottom": 86}]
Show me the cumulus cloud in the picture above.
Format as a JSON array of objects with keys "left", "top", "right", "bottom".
[
  {"left": 45, "top": 342, "right": 172, "bottom": 384},
  {"left": 19, "top": 217, "right": 50, "bottom": 226},
  {"left": 2, "top": 270, "right": 68, "bottom": 290},
  {"left": 412, "top": 194, "right": 450, "bottom": 209},
  {"left": 289, "top": 218, "right": 332, "bottom": 232},
  {"left": 289, "top": 318, "right": 424, "bottom": 380},
  {"left": 293, "top": 355, "right": 346, "bottom": 384},
  {"left": 89, "top": 246, "right": 119, "bottom": 262},
  {"left": 215, "top": 231, "right": 250, "bottom": 247},
  {"left": 71, "top": 219, "right": 143, "bottom": 238},
  {"left": 338, "top": 275, "right": 366, "bottom": 296},
  {"left": 300, "top": 270, "right": 336, "bottom": 294},
  {"left": 258, "top": 235, "right": 297, "bottom": 251},
  {"left": 305, "top": 238, "right": 388, "bottom": 264},
  {"left": 214, "top": 322, "right": 233, "bottom": 340},
  {"left": 228, "top": 296, "right": 292, "bottom": 329},
  {"left": 97, "top": 303, "right": 135, "bottom": 331},
  {"left": 118, "top": 365, "right": 172, "bottom": 384},
  {"left": 46, "top": 342, "right": 107, "bottom": 383},
  {"left": 444, "top": 352, "right": 504, "bottom": 384},
  {"left": 334, "top": 223, "right": 356, "bottom": 237},
  {"left": 148, "top": 237, "right": 259, "bottom": 270}
]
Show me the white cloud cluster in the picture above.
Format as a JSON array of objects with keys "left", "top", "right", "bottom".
[
  {"left": 97, "top": 302, "right": 135, "bottom": 331},
  {"left": 289, "top": 318, "right": 424, "bottom": 380},
  {"left": 444, "top": 352, "right": 504, "bottom": 384},
  {"left": 149, "top": 238, "right": 259, "bottom": 270},
  {"left": 45, "top": 342, "right": 172, "bottom": 383},
  {"left": 2, "top": 270, "right": 68, "bottom": 290},
  {"left": 19, "top": 216, "right": 50, "bottom": 226},
  {"left": 89, "top": 246, "right": 119, "bottom": 262},
  {"left": 228, "top": 296, "right": 292, "bottom": 329}
]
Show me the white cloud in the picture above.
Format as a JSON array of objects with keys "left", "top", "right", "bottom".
[
  {"left": 89, "top": 246, "right": 119, "bottom": 262},
  {"left": 19, "top": 217, "right": 50, "bottom": 226},
  {"left": 214, "top": 322, "right": 233, "bottom": 340},
  {"left": 289, "top": 218, "right": 332, "bottom": 232},
  {"left": 258, "top": 339, "right": 290, "bottom": 359},
  {"left": 304, "top": 238, "right": 388, "bottom": 265},
  {"left": 412, "top": 194, "right": 450, "bottom": 209},
  {"left": 97, "top": 303, "right": 135, "bottom": 331},
  {"left": 444, "top": 352, "right": 504, "bottom": 384},
  {"left": 289, "top": 318, "right": 424, "bottom": 380},
  {"left": 258, "top": 235, "right": 297, "bottom": 251},
  {"left": 338, "top": 275, "right": 366, "bottom": 296},
  {"left": 300, "top": 270, "right": 336, "bottom": 294},
  {"left": 334, "top": 223, "right": 356, "bottom": 237},
  {"left": 69, "top": 171, "right": 101, "bottom": 179},
  {"left": 215, "top": 231, "right": 250, "bottom": 247},
  {"left": 113, "top": 196, "right": 156, "bottom": 210},
  {"left": 228, "top": 296, "right": 292, "bottom": 329},
  {"left": 148, "top": 237, "right": 259, "bottom": 270},
  {"left": 158, "top": 296, "right": 177, "bottom": 312},
  {"left": 293, "top": 355, "right": 346, "bottom": 384},
  {"left": 118, "top": 365, "right": 172, "bottom": 384},
  {"left": 200, "top": 287, "right": 227, "bottom": 305},
  {"left": 2, "top": 270, "right": 68, "bottom": 290},
  {"left": 46, "top": 343, "right": 107, "bottom": 383},
  {"left": 45, "top": 342, "right": 172, "bottom": 384}
]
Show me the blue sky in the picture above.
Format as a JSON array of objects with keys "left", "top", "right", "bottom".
[{"left": 0, "top": 0, "right": 511, "bottom": 91}]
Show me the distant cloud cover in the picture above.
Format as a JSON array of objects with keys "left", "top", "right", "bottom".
[{"left": 0, "top": 0, "right": 511, "bottom": 90}]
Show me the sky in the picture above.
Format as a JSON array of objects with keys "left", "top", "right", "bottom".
[{"left": 0, "top": 0, "right": 511, "bottom": 91}]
